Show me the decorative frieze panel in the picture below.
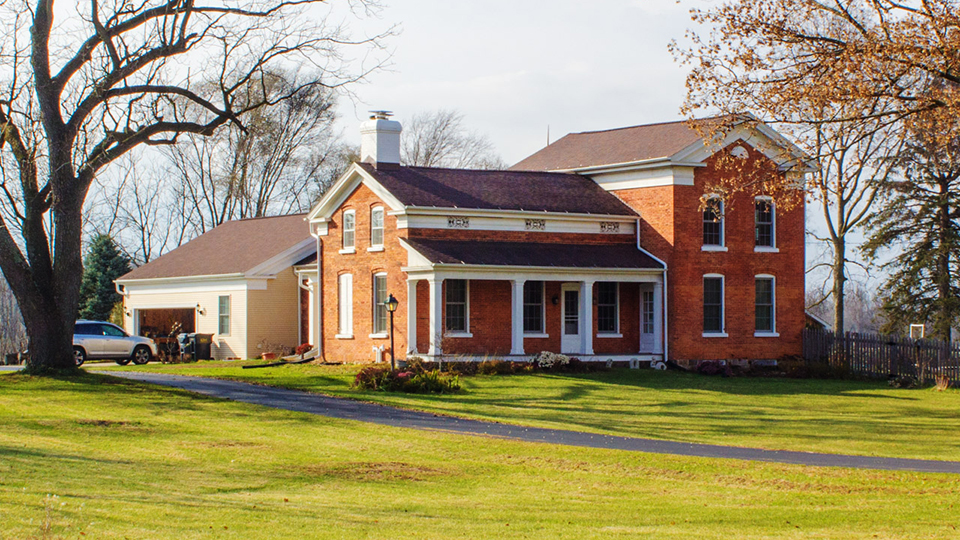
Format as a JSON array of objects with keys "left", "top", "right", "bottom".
[
  {"left": 600, "top": 222, "right": 620, "bottom": 233},
  {"left": 524, "top": 219, "right": 546, "bottom": 231},
  {"left": 447, "top": 216, "right": 470, "bottom": 229}
]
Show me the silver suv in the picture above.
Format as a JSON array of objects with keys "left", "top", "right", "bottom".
[{"left": 73, "top": 321, "right": 157, "bottom": 366}]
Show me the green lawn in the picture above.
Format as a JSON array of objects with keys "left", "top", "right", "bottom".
[
  {"left": 1, "top": 372, "right": 959, "bottom": 539},
  {"left": 108, "top": 361, "right": 960, "bottom": 461}
]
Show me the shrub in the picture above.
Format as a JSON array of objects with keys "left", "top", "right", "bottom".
[
  {"left": 354, "top": 366, "right": 391, "bottom": 390},
  {"left": 697, "top": 360, "right": 732, "bottom": 377},
  {"left": 532, "top": 351, "right": 570, "bottom": 370},
  {"left": 445, "top": 362, "right": 479, "bottom": 376},
  {"left": 888, "top": 375, "right": 919, "bottom": 389},
  {"left": 478, "top": 359, "right": 516, "bottom": 375},
  {"left": 404, "top": 356, "right": 430, "bottom": 374},
  {"left": 353, "top": 366, "right": 460, "bottom": 394}
]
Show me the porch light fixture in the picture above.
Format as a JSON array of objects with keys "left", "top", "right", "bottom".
[
  {"left": 384, "top": 294, "right": 399, "bottom": 370},
  {"left": 551, "top": 295, "right": 559, "bottom": 305},
  {"left": 196, "top": 304, "right": 205, "bottom": 316}
]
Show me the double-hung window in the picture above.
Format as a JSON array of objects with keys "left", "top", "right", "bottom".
[
  {"left": 341, "top": 210, "right": 355, "bottom": 252},
  {"left": 218, "top": 295, "right": 231, "bottom": 335},
  {"left": 703, "top": 276, "right": 725, "bottom": 336},
  {"left": 337, "top": 274, "right": 353, "bottom": 337},
  {"left": 755, "top": 275, "right": 776, "bottom": 335},
  {"left": 445, "top": 279, "right": 468, "bottom": 334},
  {"left": 523, "top": 281, "right": 544, "bottom": 334},
  {"left": 372, "top": 273, "right": 388, "bottom": 335},
  {"left": 703, "top": 197, "right": 725, "bottom": 249},
  {"left": 370, "top": 207, "right": 384, "bottom": 249},
  {"left": 597, "top": 282, "right": 619, "bottom": 334},
  {"left": 755, "top": 198, "right": 775, "bottom": 249}
]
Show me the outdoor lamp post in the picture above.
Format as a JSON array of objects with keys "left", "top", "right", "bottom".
[{"left": 384, "top": 294, "right": 399, "bottom": 370}]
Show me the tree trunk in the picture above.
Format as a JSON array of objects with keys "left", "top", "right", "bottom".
[
  {"left": 933, "top": 179, "right": 953, "bottom": 341},
  {"left": 832, "top": 238, "right": 846, "bottom": 334}
]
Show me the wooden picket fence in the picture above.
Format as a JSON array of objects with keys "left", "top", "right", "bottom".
[{"left": 802, "top": 329, "right": 960, "bottom": 384}]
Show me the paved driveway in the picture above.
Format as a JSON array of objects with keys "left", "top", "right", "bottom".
[{"left": 104, "top": 371, "right": 960, "bottom": 474}]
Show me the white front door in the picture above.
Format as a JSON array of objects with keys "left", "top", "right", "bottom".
[
  {"left": 640, "top": 286, "right": 656, "bottom": 352},
  {"left": 561, "top": 284, "right": 580, "bottom": 354}
]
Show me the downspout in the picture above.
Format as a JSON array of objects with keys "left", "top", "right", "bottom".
[
  {"left": 635, "top": 216, "right": 669, "bottom": 362},
  {"left": 662, "top": 270, "right": 669, "bottom": 362},
  {"left": 310, "top": 224, "right": 324, "bottom": 360}
]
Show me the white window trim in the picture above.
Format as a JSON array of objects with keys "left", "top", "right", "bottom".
[
  {"left": 337, "top": 273, "right": 353, "bottom": 338},
  {"left": 217, "top": 295, "right": 231, "bottom": 336},
  {"left": 342, "top": 209, "right": 356, "bottom": 251},
  {"left": 754, "top": 274, "right": 778, "bottom": 337},
  {"left": 523, "top": 281, "right": 546, "bottom": 336},
  {"left": 754, "top": 196, "right": 777, "bottom": 252},
  {"left": 370, "top": 206, "right": 385, "bottom": 249},
  {"left": 372, "top": 272, "right": 388, "bottom": 335},
  {"left": 702, "top": 195, "right": 725, "bottom": 249},
  {"left": 445, "top": 279, "right": 471, "bottom": 337},
  {"left": 597, "top": 282, "right": 620, "bottom": 335},
  {"left": 703, "top": 273, "right": 726, "bottom": 337}
]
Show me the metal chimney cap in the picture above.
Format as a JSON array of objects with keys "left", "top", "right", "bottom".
[{"left": 369, "top": 110, "right": 394, "bottom": 120}]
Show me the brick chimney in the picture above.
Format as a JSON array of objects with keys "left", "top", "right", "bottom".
[{"left": 360, "top": 110, "right": 402, "bottom": 167}]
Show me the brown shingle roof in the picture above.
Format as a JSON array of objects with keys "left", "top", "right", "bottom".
[
  {"left": 359, "top": 163, "right": 637, "bottom": 216},
  {"left": 119, "top": 214, "right": 311, "bottom": 280},
  {"left": 404, "top": 238, "right": 664, "bottom": 270},
  {"left": 510, "top": 118, "right": 712, "bottom": 171}
]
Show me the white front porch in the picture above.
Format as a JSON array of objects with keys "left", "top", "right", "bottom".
[{"left": 403, "top": 269, "right": 666, "bottom": 361}]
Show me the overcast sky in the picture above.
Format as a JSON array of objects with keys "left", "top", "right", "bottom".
[{"left": 334, "top": 0, "right": 702, "bottom": 165}]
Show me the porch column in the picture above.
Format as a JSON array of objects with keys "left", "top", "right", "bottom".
[
  {"left": 407, "top": 279, "right": 418, "bottom": 354},
  {"left": 427, "top": 278, "right": 443, "bottom": 356},
  {"left": 653, "top": 281, "right": 664, "bottom": 354},
  {"left": 510, "top": 279, "right": 526, "bottom": 356},
  {"left": 580, "top": 280, "right": 594, "bottom": 355}
]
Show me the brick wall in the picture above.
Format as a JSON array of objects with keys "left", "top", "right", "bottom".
[
  {"left": 320, "top": 183, "right": 408, "bottom": 363},
  {"left": 613, "top": 143, "right": 805, "bottom": 363}
]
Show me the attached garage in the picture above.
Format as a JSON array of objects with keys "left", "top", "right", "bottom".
[{"left": 115, "top": 214, "right": 316, "bottom": 360}]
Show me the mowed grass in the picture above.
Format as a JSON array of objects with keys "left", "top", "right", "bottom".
[
  {"left": 112, "top": 362, "right": 960, "bottom": 461},
  {"left": 2, "top": 372, "right": 960, "bottom": 539}
]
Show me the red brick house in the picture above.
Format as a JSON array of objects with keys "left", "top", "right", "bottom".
[
  {"left": 296, "top": 113, "right": 808, "bottom": 365},
  {"left": 118, "top": 112, "right": 806, "bottom": 364}
]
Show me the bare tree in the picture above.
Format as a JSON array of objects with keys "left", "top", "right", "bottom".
[
  {"left": 84, "top": 154, "right": 190, "bottom": 264},
  {"left": 0, "top": 0, "right": 390, "bottom": 373},
  {"left": 0, "top": 279, "right": 27, "bottom": 358},
  {"left": 401, "top": 109, "right": 505, "bottom": 169},
  {"left": 165, "top": 72, "right": 347, "bottom": 235}
]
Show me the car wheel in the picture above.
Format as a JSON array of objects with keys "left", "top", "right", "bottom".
[
  {"left": 132, "top": 346, "right": 151, "bottom": 365},
  {"left": 115, "top": 358, "right": 131, "bottom": 366},
  {"left": 73, "top": 347, "right": 86, "bottom": 367}
]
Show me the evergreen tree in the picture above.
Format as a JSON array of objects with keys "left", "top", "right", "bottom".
[
  {"left": 78, "top": 235, "right": 132, "bottom": 322},
  {"left": 862, "top": 122, "right": 960, "bottom": 341}
]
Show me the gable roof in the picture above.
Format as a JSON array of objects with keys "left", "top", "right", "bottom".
[
  {"left": 511, "top": 119, "right": 711, "bottom": 171},
  {"left": 511, "top": 116, "right": 811, "bottom": 173},
  {"left": 118, "top": 214, "right": 312, "bottom": 281},
  {"left": 355, "top": 163, "right": 637, "bottom": 216}
]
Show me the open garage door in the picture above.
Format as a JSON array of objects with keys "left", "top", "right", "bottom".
[
  {"left": 136, "top": 308, "right": 196, "bottom": 360},
  {"left": 136, "top": 308, "right": 196, "bottom": 338}
]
